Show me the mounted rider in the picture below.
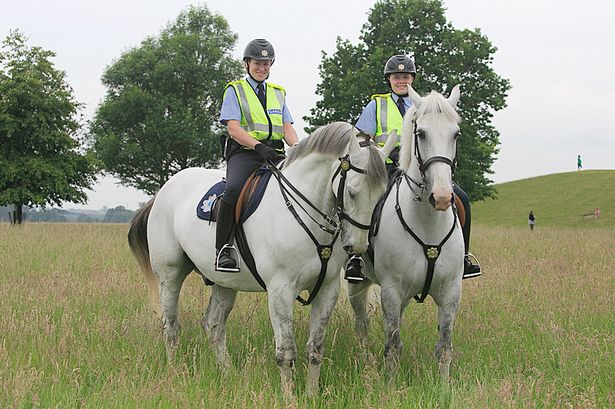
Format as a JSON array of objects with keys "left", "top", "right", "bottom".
[
  {"left": 344, "top": 54, "right": 481, "bottom": 282},
  {"left": 216, "top": 39, "right": 299, "bottom": 272}
]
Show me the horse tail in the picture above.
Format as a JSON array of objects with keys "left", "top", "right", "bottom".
[{"left": 128, "top": 197, "right": 161, "bottom": 317}]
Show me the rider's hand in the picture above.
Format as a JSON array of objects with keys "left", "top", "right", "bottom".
[{"left": 254, "top": 143, "right": 283, "bottom": 163}]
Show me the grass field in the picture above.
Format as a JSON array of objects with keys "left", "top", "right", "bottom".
[
  {"left": 473, "top": 170, "right": 615, "bottom": 228},
  {"left": 1, "top": 222, "right": 614, "bottom": 408}
]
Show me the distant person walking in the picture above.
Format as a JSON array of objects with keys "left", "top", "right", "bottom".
[
  {"left": 594, "top": 207, "right": 601, "bottom": 219},
  {"left": 577, "top": 154, "right": 582, "bottom": 172},
  {"left": 528, "top": 210, "right": 536, "bottom": 231}
]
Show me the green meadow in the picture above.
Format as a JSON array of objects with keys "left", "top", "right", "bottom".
[
  {"left": 1, "top": 172, "right": 614, "bottom": 407},
  {"left": 473, "top": 170, "right": 615, "bottom": 228}
]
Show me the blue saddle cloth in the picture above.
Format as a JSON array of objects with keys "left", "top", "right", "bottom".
[
  {"left": 196, "top": 181, "right": 225, "bottom": 222},
  {"left": 196, "top": 166, "right": 273, "bottom": 223}
]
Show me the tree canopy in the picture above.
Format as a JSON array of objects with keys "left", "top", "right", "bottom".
[
  {"left": 304, "top": 0, "right": 510, "bottom": 200},
  {"left": 88, "top": 5, "right": 243, "bottom": 195},
  {"left": 0, "top": 30, "right": 97, "bottom": 223}
]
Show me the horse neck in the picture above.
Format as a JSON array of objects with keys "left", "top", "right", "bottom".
[{"left": 282, "top": 153, "right": 336, "bottom": 210}]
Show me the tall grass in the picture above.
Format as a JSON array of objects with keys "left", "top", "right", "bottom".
[{"left": 1, "top": 223, "right": 613, "bottom": 407}]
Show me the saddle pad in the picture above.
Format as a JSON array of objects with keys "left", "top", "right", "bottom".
[
  {"left": 196, "top": 180, "right": 225, "bottom": 221},
  {"left": 238, "top": 166, "right": 273, "bottom": 224},
  {"left": 195, "top": 167, "right": 274, "bottom": 224}
]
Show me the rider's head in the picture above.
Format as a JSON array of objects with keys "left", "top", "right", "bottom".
[
  {"left": 243, "top": 39, "right": 275, "bottom": 82},
  {"left": 384, "top": 54, "right": 416, "bottom": 96}
]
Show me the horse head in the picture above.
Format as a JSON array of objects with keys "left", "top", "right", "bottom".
[
  {"left": 401, "top": 85, "right": 461, "bottom": 211},
  {"left": 335, "top": 127, "right": 395, "bottom": 255}
]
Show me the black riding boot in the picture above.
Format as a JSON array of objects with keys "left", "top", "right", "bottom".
[
  {"left": 344, "top": 255, "right": 365, "bottom": 283},
  {"left": 215, "top": 199, "right": 239, "bottom": 272},
  {"left": 455, "top": 186, "right": 481, "bottom": 279}
]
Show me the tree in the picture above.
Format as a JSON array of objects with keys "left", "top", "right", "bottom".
[
  {"left": 88, "top": 5, "right": 243, "bottom": 195},
  {"left": 304, "top": 0, "right": 510, "bottom": 200},
  {"left": 0, "top": 30, "right": 97, "bottom": 224}
]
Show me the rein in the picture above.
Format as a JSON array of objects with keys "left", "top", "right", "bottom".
[{"left": 243, "top": 147, "right": 372, "bottom": 306}]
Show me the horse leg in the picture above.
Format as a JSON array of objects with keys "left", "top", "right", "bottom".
[
  {"left": 267, "top": 284, "right": 297, "bottom": 403},
  {"left": 435, "top": 300, "right": 459, "bottom": 382},
  {"left": 201, "top": 284, "right": 237, "bottom": 371},
  {"left": 381, "top": 285, "right": 403, "bottom": 376},
  {"left": 306, "top": 276, "right": 340, "bottom": 397},
  {"left": 158, "top": 267, "right": 190, "bottom": 364},
  {"left": 347, "top": 279, "right": 373, "bottom": 346}
]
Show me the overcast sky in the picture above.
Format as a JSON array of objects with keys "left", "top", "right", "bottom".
[{"left": 3, "top": 0, "right": 613, "bottom": 209}]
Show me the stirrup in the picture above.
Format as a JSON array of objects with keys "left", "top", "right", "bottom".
[
  {"left": 215, "top": 244, "right": 240, "bottom": 272},
  {"left": 463, "top": 252, "right": 481, "bottom": 279},
  {"left": 344, "top": 254, "right": 365, "bottom": 283}
]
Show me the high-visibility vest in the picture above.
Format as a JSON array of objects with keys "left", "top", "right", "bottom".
[
  {"left": 373, "top": 93, "right": 403, "bottom": 146},
  {"left": 225, "top": 79, "right": 286, "bottom": 141}
]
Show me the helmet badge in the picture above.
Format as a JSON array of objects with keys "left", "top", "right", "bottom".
[
  {"left": 261, "top": 50, "right": 269, "bottom": 57},
  {"left": 397, "top": 64, "right": 405, "bottom": 70}
]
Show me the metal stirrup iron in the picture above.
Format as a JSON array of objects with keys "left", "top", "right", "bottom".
[{"left": 215, "top": 244, "right": 241, "bottom": 272}]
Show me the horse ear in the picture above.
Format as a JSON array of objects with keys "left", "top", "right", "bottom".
[
  {"left": 349, "top": 133, "right": 361, "bottom": 154},
  {"left": 380, "top": 130, "right": 397, "bottom": 162},
  {"left": 448, "top": 84, "right": 461, "bottom": 107},
  {"left": 407, "top": 85, "right": 422, "bottom": 107}
]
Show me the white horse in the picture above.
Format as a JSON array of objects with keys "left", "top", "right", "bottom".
[
  {"left": 348, "top": 85, "right": 465, "bottom": 381},
  {"left": 128, "top": 122, "right": 396, "bottom": 398}
]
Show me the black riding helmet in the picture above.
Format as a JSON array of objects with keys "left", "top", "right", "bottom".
[
  {"left": 243, "top": 39, "right": 275, "bottom": 63},
  {"left": 383, "top": 54, "right": 416, "bottom": 79}
]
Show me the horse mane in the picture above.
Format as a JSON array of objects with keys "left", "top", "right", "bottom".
[
  {"left": 286, "top": 121, "right": 387, "bottom": 189},
  {"left": 398, "top": 91, "right": 461, "bottom": 172}
]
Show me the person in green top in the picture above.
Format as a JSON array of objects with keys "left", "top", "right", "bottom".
[{"left": 347, "top": 54, "right": 481, "bottom": 282}]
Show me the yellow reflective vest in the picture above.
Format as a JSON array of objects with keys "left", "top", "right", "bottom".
[
  {"left": 225, "top": 80, "right": 286, "bottom": 142},
  {"left": 373, "top": 93, "right": 403, "bottom": 164}
]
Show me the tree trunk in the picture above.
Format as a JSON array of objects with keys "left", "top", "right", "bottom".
[{"left": 12, "top": 203, "right": 23, "bottom": 225}]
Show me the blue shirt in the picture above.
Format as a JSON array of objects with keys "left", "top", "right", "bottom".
[
  {"left": 355, "top": 94, "right": 411, "bottom": 136},
  {"left": 219, "top": 77, "right": 294, "bottom": 125}
]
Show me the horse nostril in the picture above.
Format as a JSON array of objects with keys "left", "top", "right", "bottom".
[
  {"left": 343, "top": 245, "right": 353, "bottom": 254},
  {"left": 429, "top": 193, "right": 436, "bottom": 208}
]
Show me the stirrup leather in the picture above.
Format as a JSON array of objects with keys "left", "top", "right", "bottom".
[{"left": 215, "top": 244, "right": 241, "bottom": 272}]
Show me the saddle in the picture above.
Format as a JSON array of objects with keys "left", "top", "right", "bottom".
[{"left": 196, "top": 166, "right": 273, "bottom": 224}]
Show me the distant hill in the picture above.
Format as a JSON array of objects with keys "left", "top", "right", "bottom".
[{"left": 472, "top": 170, "right": 614, "bottom": 228}]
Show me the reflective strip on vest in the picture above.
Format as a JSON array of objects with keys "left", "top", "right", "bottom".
[
  {"left": 227, "top": 80, "right": 285, "bottom": 140},
  {"left": 374, "top": 94, "right": 403, "bottom": 146}
]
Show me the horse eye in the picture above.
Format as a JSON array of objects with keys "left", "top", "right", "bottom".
[
  {"left": 416, "top": 129, "right": 426, "bottom": 140},
  {"left": 453, "top": 130, "right": 460, "bottom": 140}
]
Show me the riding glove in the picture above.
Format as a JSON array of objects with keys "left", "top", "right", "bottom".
[{"left": 254, "top": 143, "right": 283, "bottom": 163}]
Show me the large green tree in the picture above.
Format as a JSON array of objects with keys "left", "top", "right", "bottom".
[
  {"left": 89, "top": 5, "right": 242, "bottom": 195},
  {"left": 0, "top": 30, "right": 97, "bottom": 224},
  {"left": 305, "top": 0, "right": 510, "bottom": 200}
]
